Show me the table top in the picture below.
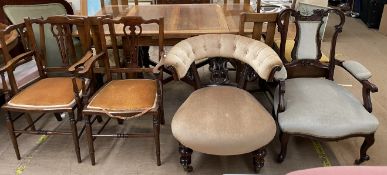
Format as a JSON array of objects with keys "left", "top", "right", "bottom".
[{"left": 94, "top": 4, "right": 255, "bottom": 37}]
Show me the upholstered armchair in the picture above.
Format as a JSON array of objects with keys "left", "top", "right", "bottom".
[
  {"left": 156, "top": 34, "right": 286, "bottom": 172},
  {"left": 73, "top": 16, "right": 165, "bottom": 166},
  {"left": 1, "top": 16, "right": 93, "bottom": 163},
  {"left": 274, "top": 9, "right": 379, "bottom": 164}
]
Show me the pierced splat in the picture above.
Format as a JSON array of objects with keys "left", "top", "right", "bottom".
[
  {"left": 122, "top": 23, "right": 143, "bottom": 68},
  {"left": 51, "top": 23, "right": 76, "bottom": 65}
]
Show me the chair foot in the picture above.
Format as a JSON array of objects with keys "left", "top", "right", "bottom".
[
  {"left": 153, "top": 114, "right": 161, "bottom": 166},
  {"left": 253, "top": 148, "right": 266, "bottom": 173},
  {"left": 179, "top": 144, "right": 193, "bottom": 172},
  {"left": 354, "top": 133, "right": 375, "bottom": 165},
  {"left": 277, "top": 132, "right": 289, "bottom": 163},
  {"left": 6, "top": 111, "right": 21, "bottom": 160}
]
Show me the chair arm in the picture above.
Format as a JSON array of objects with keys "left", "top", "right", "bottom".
[
  {"left": 341, "top": 60, "right": 372, "bottom": 81},
  {"left": 68, "top": 51, "right": 105, "bottom": 75},
  {"left": 0, "top": 50, "right": 34, "bottom": 74},
  {"left": 273, "top": 66, "right": 287, "bottom": 81}
]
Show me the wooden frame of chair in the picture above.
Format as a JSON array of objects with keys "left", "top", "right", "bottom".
[
  {"left": 275, "top": 8, "right": 378, "bottom": 165},
  {"left": 74, "top": 16, "right": 165, "bottom": 166},
  {"left": 0, "top": 16, "right": 93, "bottom": 163}
]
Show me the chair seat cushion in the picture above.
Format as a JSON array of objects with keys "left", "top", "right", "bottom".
[
  {"left": 172, "top": 86, "right": 276, "bottom": 155},
  {"left": 274, "top": 40, "right": 329, "bottom": 62},
  {"left": 87, "top": 79, "right": 157, "bottom": 111},
  {"left": 7, "top": 77, "right": 82, "bottom": 109},
  {"left": 275, "top": 78, "right": 379, "bottom": 138}
]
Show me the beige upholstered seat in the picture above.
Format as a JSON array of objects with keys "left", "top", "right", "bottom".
[
  {"left": 274, "top": 78, "right": 379, "bottom": 138},
  {"left": 7, "top": 77, "right": 82, "bottom": 108},
  {"left": 172, "top": 86, "right": 276, "bottom": 155},
  {"left": 87, "top": 79, "right": 157, "bottom": 111},
  {"left": 157, "top": 34, "right": 283, "bottom": 80}
]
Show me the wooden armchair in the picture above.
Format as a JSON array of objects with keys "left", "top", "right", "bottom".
[
  {"left": 1, "top": 16, "right": 93, "bottom": 163},
  {"left": 73, "top": 16, "right": 165, "bottom": 166},
  {"left": 155, "top": 34, "right": 285, "bottom": 172},
  {"left": 274, "top": 9, "right": 379, "bottom": 164}
]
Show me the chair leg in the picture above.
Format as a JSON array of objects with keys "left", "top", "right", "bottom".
[
  {"left": 5, "top": 111, "right": 21, "bottom": 160},
  {"left": 277, "top": 132, "right": 290, "bottom": 163},
  {"left": 25, "top": 113, "right": 36, "bottom": 131},
  {"left": 85, "top": 115, "right": 96, "bottom": 165},
  {"left": 117, "top": 119, "right": 124, "bottom": 125},
  {"left": 54, "top": 113, "right": 63, "bottom": 121},
  {"left": 253, "top": 148, "right": 267, "bottom": 173},
  {"left": 69, "top": 112, "right": 81, "bottom": 163},
  {"left": 153, "top": 114, "right": 161, "bottom": 166},
  {"left": 179, "top": 143, "right": 193, "bottom": 172},
  {"left": 96, "top": 115, "right": 103, "bottom": 123},
  {"left": 355, "top": 133, "right": 375, "bottom": 165}
]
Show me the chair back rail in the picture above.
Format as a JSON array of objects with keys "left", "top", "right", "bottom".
[
  {"left": 95, "top": 16, "right": 164, "bottom": 82},
  {"left": 24, "top": 16, "right": 92, "bottom": 77},
  {"left": 239, "top": 12, "right": 278, "bottom": 47},
  {"left": 277, "top": 8, "right": 345, "bottom": 79}
]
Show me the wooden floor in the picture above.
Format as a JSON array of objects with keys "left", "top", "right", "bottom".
[{"left": 0, "top": 15, "right": 386, "bottom": 175}]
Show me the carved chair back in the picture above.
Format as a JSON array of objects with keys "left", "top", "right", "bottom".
[
  {"left": 24, "top": 16, "right": 92, "bottom": 78},
  {"left": 239, "top": 12, "right": 278, "bottom": 47},
  {"left": 95, "top": 16, "right": 164, "bottom": 82},
  {"left": 277, "top": 8, "right": 345, "bottom": 79},
  {"left": 159, "top": 34, "right": 283, "bottom": 89}
]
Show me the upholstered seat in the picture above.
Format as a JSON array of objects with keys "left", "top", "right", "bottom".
[
  {"left": 274, "top": 40, "right": 329, "bottom": 62},
  {"left": 274, "top": 78, "right": 379, "bottom": 138},
  {"left": 172, "top": 86, "right": 276, "bottom": 155},
  {"left": 87, "top": 79, "right": 157, "bottom": 111},
  {"left": 7, "top": 77, "right": 82, "bottom": 108}
]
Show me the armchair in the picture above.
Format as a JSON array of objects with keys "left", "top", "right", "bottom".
[
  {"left": 156, "top": 34, "right": 285, "bottom": 172},
  {"left": 75, "top": 16, "right": 165, "bottom": 166},
  {"left": 274, "top": 9, "right": 379, "bottom": 165},
  {"left": 1, "top": 16, "right": 93, "bottom": 163}
]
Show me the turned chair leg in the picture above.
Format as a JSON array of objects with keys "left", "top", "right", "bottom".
[
  {"left": 25, "top": 113, "right": 36, "bottom": 131},
  {"left": 277, "top": 132, "right": 290, "bottom": 163},
  {"left": 179, "top": 143, "right": 193, "bottom": 172},
  {"left": 69, "top": 112, "right": 81, "bottom": 163},
  {"left": 158, "top": 107, "right": 165, "bottom": 125},
  {"left": 355, "top": 133, "right": 375, "bottom": 164},
  {"left": 153, "top": 114, "right": 161, "bottom": 166},
  {"left": 5, "top": 111, "right": 21, "bottom": 160},
  {"left": 253, "top": 148, "right": 267, "bottom": 173},
  {"left": 85, "top": 115, "right": 96, "bottom": 165},
  {"left": 54, "top": 113, "right": 63, "bottom": 121}
]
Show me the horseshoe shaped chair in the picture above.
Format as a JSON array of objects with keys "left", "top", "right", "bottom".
[
  {"left": 156, "top": 34, "right": 286, "bottom": 172},
  {"left": 274, "top": 9, "right": 379, "bottom": 164}
]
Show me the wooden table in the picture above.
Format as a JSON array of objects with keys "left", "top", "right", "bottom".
[{"left": 94, "top": 3, "right": 255, "bottom": 45}]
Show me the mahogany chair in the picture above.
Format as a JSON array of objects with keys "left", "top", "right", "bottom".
[
  {"left": 73, "top": 16, "right": 165, "bottom": 166},
  {"left": 155, "top": 34, "right": 285, "bottom": 172},
  {"left": 1, "top": 16, "right": 93, "bottom": 162},
  {"left": 274, "top": 9, "right": 379, "bottom": 164}
]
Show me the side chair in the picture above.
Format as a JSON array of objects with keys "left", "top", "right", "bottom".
[
  {"left": 1, "top": 16, "right": 94, "bottom": 163},
  {"left": 71, "top": 16, "right": 165, "bottom": 166},
  {"left": 274, "top": 9, "right": 379, "bottom": 164}
]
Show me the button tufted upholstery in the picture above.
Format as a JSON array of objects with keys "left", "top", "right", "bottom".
[{"left": 157, "top": 34, "right": 283, "bottom": 81}]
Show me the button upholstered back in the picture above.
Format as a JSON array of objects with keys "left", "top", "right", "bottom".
[{"left": 159, "top": 34, "right": 283, "bottom": 81}]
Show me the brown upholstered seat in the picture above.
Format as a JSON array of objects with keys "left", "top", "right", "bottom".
[
  {"left": 172, "top": 86, "right": 276, "bottom": 155},
  {"left": 87, "top": 79, "right": 157, "bottom": 112},
  {"left": 7, "top": 77, "right": 82, "bottom": 108}
]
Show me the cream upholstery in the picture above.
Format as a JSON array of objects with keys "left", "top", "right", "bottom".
[
  {"left": 343, "top": 60, "right": 372, "bottom": 80},
  {"left": 157, "top": 34, "right": 283, "bottom": 80},
  {"left": 274, "top": 78, "right": 379, "bottom": 138},
  {"left": 296, "top": 21, "right": 320, "bottom": 60},
  {"left": 87, "top": 79, "right": 157, "bottom": 112},
  {"left": 172, "top": 86, "right": 276, "bottom": 155},
  {"left": 7, "top": 77, "right": 82, "bottom": 109},
  {"left": 149, "top": 46, "right": 207, "bottom": 64}
]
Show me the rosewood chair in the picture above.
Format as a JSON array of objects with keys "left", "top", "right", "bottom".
[
  {"left": 274, "top": 9, "right": 379, "bottom": 164},
  {"left": 75, "top": 16, "right": 164, "bottom": 166},
  {"left": 1, "top": 16, "right": 93, "bottom": 162},
  {"left": 155, "top": 34, "right": 286, "bottom": 172}
]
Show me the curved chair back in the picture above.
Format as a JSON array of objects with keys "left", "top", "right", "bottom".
[
  {"left": 277, "top": 9, "right": 345, "bottom": 79},
  {"left": 158, "top": 34, "right": 283, "bottom": 88}
]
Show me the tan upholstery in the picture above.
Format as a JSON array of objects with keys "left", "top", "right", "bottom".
[
  {"left": 7, "top": 77, "right": 82, "bottom": 108},
  {"left": 87, "top": 79, "right": 157, "bottom": 111},
  {"left": 172, "top": 86, "right": 276, "bottom": 155},
  {"left": 157, "top": 34, "right": 283, "bottom": 80}
]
